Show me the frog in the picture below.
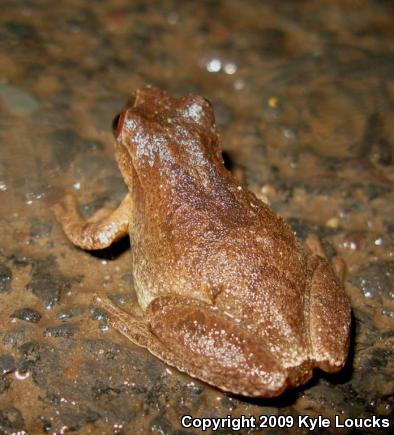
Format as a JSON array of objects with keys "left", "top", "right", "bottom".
[{"left": 53, "top": 85, "right": 351, "bottom": 397}]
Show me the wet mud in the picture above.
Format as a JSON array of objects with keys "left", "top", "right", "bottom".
[{"left": 0, "top": 0, "right": 393, "bottom": 433}]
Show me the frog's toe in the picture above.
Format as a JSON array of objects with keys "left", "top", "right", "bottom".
[
  {"left": 146, "top": 295, "right": 290, "bottom": 397},
  {"left": 308, "top": 257, "right": 351, "bottom": 372}
]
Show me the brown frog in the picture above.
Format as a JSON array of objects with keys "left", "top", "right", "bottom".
[{"left": 53, "top": 86, "right": 351, "bottom": 397}]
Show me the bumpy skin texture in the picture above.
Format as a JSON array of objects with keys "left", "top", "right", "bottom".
[{"left": 53, "top": 86, "right": 351, "bottom": 397}]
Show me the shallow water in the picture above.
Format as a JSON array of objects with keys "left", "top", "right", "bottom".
[{"left": 0, "top": 0, "right": 393, "bottom": 433}]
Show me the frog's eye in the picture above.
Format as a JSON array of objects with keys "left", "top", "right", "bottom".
[
  {"left": 112, "top": 112, "right": 126, "bottom": 139},
  {"left": 112, "top": 113, "right": 121, "bottom": 133}
]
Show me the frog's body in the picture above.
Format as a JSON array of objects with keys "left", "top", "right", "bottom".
[{"left": 53, "top": 86, "right": 350, "bottom": 397}]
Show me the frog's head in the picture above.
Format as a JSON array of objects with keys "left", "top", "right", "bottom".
[{"left": 112, "top": 86, "right": 222, "bottom": 178}]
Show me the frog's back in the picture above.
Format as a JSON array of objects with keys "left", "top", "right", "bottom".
[
  {"left": 135, "top": 182, "right": 309, "bottom": 350},
  {"left": 183, "top": 201, "right": 311, "bottom": 364}
]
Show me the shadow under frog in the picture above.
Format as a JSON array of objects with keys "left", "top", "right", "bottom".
[{"left": 53, "top": 86, "right": 351, "bottom": 397}]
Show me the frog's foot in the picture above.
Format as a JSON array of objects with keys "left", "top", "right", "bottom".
[
  {"left": 304, "top": 233, "right": 346, "bottom": 284},
  {"left": 307, "top": 255, "right": 351, "bottom": 374},
  {"left": 305, "top": 233, "right": 326, "bottom": 258},
  {"left": 331, "top": 257, "right": 346, "bottom": 286},
  {"left": 97, "top": 294, "right": 292, "bottom": 397},
  {"left": 52, "top": 194, "right": 131, "bottom": 250},
  {"left": 95, "top": 294, "right": 150, "bottom": 347}
]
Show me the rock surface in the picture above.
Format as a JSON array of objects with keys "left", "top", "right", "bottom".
[{"left": 0, "top": 0, "right": 393, "bottom": 433}]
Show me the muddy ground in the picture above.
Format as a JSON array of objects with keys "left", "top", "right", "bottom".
[{"left": 0, "top": 0, "right": 393, "bottom": 433}]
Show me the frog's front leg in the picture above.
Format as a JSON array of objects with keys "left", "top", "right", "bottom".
[
  {"left": 53, "top": 194, "right": 131, "bottom": 249},
  {"left": 305, "top": 234, "right": 351, "bottom": 373},
  {"left": 96, "top": 294, "right": 289, "bottom": 397}
]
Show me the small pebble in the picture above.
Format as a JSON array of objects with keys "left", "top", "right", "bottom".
[
  {"left": 0, "top": 406, "right": 25, "bottom": 433},
  {"left": 91, "top": 308, "right": 107, "bottom": 321},
  {"left": 11, "top": 308, "right": 41, "bottom": 324},
  {"left": 98, "top": 321, "right": 109, "bottom": 332},
  {"left": 0, "top": 263, "right": 12, "bottom": 293},
  {"left": 3, "top": 328, "right": 27, "bottom": 348},
  {"left": 0, "top": 355, "right": 16, "bottom": 375},
  {"left": 44, "top": 324, "right": 79, "bottom": 338},
  {"left": 268, "top": 96, "right": 279, "bottom": 108},
  {"left": 57, "top": 306, "right": 85, "bottom": 321},
  {"left": 325, "top": 217, "right": 339, "bottom": 228},
  {"left": 0, "top": 83, "right": 40, "bottom": 115}
]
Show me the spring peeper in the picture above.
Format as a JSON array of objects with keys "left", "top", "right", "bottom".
[{"left": 53, "top": 86, "right": 351, "bottom": 397}]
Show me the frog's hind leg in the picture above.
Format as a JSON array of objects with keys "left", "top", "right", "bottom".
[
  {"left": 53, "top": 194, "right": 131, "bottom": 250},
  {"left": 305, "top": 233, "right": 346, "bottom": 284},
  {"left": 96, "top": 294, "right": 289, "bottom": 397},
  {"left": 304, "top": 235, "right": 351, "bottom": 373},
  {"left": 95, "top": 294, "right": 151, "bottom": 348}
]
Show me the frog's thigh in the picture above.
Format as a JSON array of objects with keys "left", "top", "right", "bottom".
[
  {"left": 53, "top": 194, "right": 131, "bottom": 249},
  {"left": 145, "top": 295, "right": 289, "bottom": 397},
  {"left": 308, "top": 256, "right": 351, "bottom": 373}
]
